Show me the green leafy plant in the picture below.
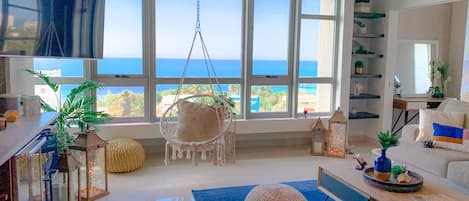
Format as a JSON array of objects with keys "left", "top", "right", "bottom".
[
  {"left": 354, "top": 20, "right": 366, "bottom": 28},
  {"left": 25, "top": 69, "right": 111, "bottom": 153},
  {"left": 377, "top": 131, "right": 400, "bottom": 150},
  {"left": 355, "top": 61, "right": 364, "bottom": 68},
  {"left": 218, "top": 93, "right": 235, "bottom": 108},
  {"left": 355, "top": 46, "right": 375, "bottom": 55},
  {"left": 391, "top": 165, "right": 405, "bottom": 179}
]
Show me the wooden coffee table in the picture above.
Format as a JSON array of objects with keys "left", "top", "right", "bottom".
[{"left": 317, "top": 160, "right": 469, "bottom": 201}]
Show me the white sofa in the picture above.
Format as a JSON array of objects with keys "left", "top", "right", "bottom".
[{"left": 387, "top": 99, "right": 469, "bottom": 189}]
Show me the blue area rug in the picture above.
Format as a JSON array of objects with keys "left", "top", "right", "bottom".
[{"left": 192, "top": 180, "right": 331, "bottom": 201}]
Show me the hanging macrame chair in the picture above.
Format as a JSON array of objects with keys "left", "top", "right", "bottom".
[{"left": 159, "top": 0, "right": 234, "bottom": 166}]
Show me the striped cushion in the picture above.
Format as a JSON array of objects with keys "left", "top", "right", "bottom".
[
  {"left": 432, "top": 123, "right": 464, "bottom": 144},
  {"left": 433, "top": 123, "right": 469, "bottom": 152}
]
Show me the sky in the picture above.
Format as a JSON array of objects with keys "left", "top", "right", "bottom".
[{"left": 103, "top": 0, "right": 329, "bottom": 60}]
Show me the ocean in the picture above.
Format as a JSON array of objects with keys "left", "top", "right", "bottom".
[{"left": 34, "top": 58, "right": 319, "bottom": 98}]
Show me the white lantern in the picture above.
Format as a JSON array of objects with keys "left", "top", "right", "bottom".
[
  {"left": 327, "top": 108, "right": 347, "bottom": 158},
  {"left": 311, "top": 118, "right": 326, "bottom": 156}
]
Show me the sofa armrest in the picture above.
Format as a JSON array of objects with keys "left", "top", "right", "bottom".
[{"left": 401, "top": 124, "right": 419, "bottom": 143}]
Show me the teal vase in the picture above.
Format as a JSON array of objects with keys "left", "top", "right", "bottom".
[
  {"left": 432, "top": 86, "right": 444, "bottom": 98},
  {"left": 374, "top": 149, "right": 391, "bottom": 180}
]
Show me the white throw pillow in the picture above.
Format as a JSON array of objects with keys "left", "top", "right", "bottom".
[
  {"left": 176, "top": 100, "right": 224, "bottom": 142},
  {"left": 416, "top": 109, "right": 465, "bottom": 142}
]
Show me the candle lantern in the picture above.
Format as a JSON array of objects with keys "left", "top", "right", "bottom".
[
  {"left": 311, "top": 118, "right": 326, "bottom": 156},
  {"left": 327, "top": 108, "right": 347, "bottom": 158},
  {"left": 54, "top": 152, "right": 81, "bottom": 201},
  {"left": 69, "top": 129, "right": 109, "bottom": 201}
]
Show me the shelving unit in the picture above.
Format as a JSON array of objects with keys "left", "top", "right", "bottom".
[
  {"left": 353, "top": 33, "right": 385, "bottom": 39},
  {"left": 351, "top": 73, "right": 382, "bottom": 78},
  {"left": 354, "top": 12, "right": 385, "bottom": 19},
  {"left": 350, "top": 93, "right": 380, "bottom": 100},
  {"left": 349, "top": 3, "right": 386, "bottom": 121},
  {"left": 352, "top": 53, "right": 384, "bottom": 58},
  {"left": 349, "top": 112, "right": 380, "bottom": 120}
]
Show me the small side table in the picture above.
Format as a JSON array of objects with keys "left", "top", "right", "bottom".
[{"left": 392, "top": 97, "right": 443, "bottom": 133}]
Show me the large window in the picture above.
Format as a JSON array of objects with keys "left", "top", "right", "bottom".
[
  {"left": 95, "top": 0, "right": 145, "bottom": 122},
  {"left": 32, "top": 58, "right": 86, "bottom": 110},
  {"left": 33, "top": 0, "right": 340, "bottom": 122},
  {"left": 246, "top": 0, "right": 337, "bottom": 118},
  {"left": 154, "top": 0, "right": 243, "bottom": 118},
  {"left": 297, "top": 0, "right": 336, "bottom": 116}
]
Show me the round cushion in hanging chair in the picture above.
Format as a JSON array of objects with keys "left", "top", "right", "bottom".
[
  {"left": 176, "top": 99, "right": 225, "bottom": 142},
  {"left": 106, "top": 138, "right": 145, "bottom": 173}
]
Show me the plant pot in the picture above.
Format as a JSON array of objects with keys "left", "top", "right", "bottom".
[
  {"left": 358, "top": 27, "right": 367, "bottom": 34},
  {"left": 355, "top": 67, "right": 364, "bottom": 74},
  {"left": 374, "top": 149, "right": 391, "bottom": 181},
  {"left": 355, "top": 3, "right": 371, "bottom": 12}
]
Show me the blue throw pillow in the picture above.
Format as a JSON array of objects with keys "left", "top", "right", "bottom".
[{"left": 432, "top": 123, "right": 464, "bottom": 144}]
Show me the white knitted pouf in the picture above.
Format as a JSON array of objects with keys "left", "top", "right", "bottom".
[{"left": 245, "top": 184, "right": 307, "bottom": 201}]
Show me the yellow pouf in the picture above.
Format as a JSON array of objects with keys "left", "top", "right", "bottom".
[
  {"left": 106, "top": 138, "right": 145, "bottom": 173},
  {"left": 245, "top": 184, "right": 307, "bottom": 201}
]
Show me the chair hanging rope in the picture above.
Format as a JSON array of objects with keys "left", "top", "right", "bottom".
[
  {"left": 159, "top": 0, "right": 235, "bottom": 166},
  {"left": 174, "top": 0, "right": 223, "bottom": 103}
]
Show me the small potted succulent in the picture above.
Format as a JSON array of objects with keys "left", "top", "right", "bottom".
[
  {"left": 354, "top": 20, "right": 367, "bottom": 34},
  {"left": 355, "top": 61, "right": 364, "bottom": 74},
  {"left": 374, "top": 131, "right": 400, "bottom": 181},
  {"left": 355, "top": 0, "right": 371, "bottom": 13}
]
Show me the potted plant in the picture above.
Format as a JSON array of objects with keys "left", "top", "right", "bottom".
[
  {"left": 355, "top": 0, "right": 371, "bottom": 13},
  {"left": 354, "top": 20, "right": 367, "bottom": 34},
  {"left": 374, "top": 131, "right": 399, "bottom": 181},
  {"left": 355, "top": 61, "right": 365, "bottom": 74},
  {"left": 429, "top": 58, "right": 449, "bottom": 98},
  {"left": 25, "top": 69, "right": 111, "bottom": 154}
]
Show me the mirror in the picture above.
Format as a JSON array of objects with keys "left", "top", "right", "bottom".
[{"left": 395, "top": 40, "right": 438, "bottom": 97}]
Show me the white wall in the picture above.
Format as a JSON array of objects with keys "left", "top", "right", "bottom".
[
  {"left": 448, "top": 0, "right": 468, "bottom": 98},
  {"left": 8, "top": 58, "right": 34, "bottom": 96},
  {"left": 398, "top": 4, "right": 452, "bottom": 62},
  {"left": 376, "top": 0, "right": 461, "bottom": 11},
  {"left": 395, "top": 1, "right": 467, "bottom": 98}
]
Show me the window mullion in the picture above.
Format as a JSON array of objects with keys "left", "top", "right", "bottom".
[
  {"left": 290, "top": 0, "right": 301, "bottom": 118},
  {"left": 143, "top": 0, "right": 156, "bottom": 122},
  {"left": 244, "top": 0, "right": 254, "bottom": 119}
]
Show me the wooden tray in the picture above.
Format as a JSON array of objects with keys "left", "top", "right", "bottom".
[{"left": 362, "top": 167, "right": 423, "bottom": 193}]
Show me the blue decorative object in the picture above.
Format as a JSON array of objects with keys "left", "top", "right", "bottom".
[
  {"left": 374, "top": 149, "right": 392, "bottom": 180},
  {"left": 423, "top": 141, "right": 435, "bottom": 148},
  {"left": 192, "top": 180, "right": 331, "bottom": 201}
]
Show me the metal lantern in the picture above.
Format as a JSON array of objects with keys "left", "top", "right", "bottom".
[
  {"left": 311, "top": 118, "right": 326, "bottom": 156},
  {"left": 69, "top": 129, "right": 109, "bottom": 201},
  {"left": 55, "top": 152, "right": 81, "bottom": 201},
  {"left": 327, "top": 108, "right": 347, "bottom": 158}
]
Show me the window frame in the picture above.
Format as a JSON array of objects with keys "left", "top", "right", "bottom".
[
  {"left": 83, "top": 0, "right": 340, "bottom": 123},
  {"left": 293, "top": 0, "right": 340, "bottom": 117},
  {"left": 91, "top": 0, "right": 148, "bottom": 123},
  {"left": 31, "top": 60, "right": 92, "bottom": 111},
  {"left": 152, "top": 0, "right": 245, "bottom": 120}
]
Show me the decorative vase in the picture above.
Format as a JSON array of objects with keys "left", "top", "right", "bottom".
[
  {"left": 432, "top": 86, "right": 444, "bottom": 98},
  {"left": 374, "top": 149, "right": 391, "bottom": 181},
  {"left": 355, "top": 3, "right": 371, "bottom": 12},
  {"left": 427, "top": 86, "right": 434, "bottom": 98}
]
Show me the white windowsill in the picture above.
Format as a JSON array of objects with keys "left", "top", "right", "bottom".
[{"left": 95, "top": 117, "right": 331, "bottom": 140}]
